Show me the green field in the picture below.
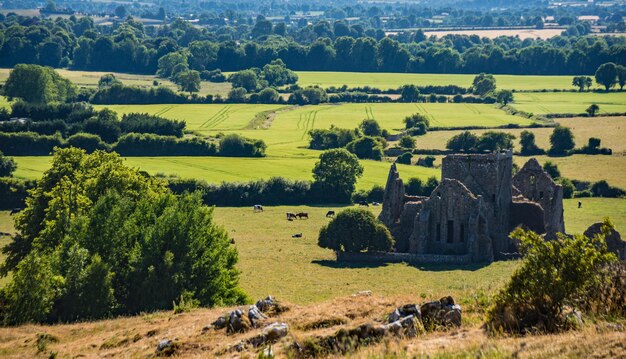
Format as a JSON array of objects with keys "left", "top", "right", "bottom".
[
  {"left": 513, "top": 92, "right": 626, "bottom": 114},
  {"left": 295, "top": 71, "right": 581, "bottom": 91},
  {"left": 0, "top": 68, "right": 232, "bottom": 97},
  {"left": 1, "top": 198, "right": 623, "bottom": 301},
  {"left": 12, "top": 155, "right": 440, "bottom": 190},
  {"left": 417, "top": 116, "right": 626, "bottom": 154}
]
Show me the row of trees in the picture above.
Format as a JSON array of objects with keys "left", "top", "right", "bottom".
[{"left": 1, "top": 15, "right": 625, "bottom": 75}]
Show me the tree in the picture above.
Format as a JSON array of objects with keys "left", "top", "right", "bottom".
[
  {"left": 318, "top": 208, "right": 393, "bottom": 253},
  {"left": 399, "top": 84, "right": 420, "bottom": 102},
  {"left": 496, "top": 90, "right": 513, "bottom": 105},
  {"left": 228, "top": 70, "right": 259, "bottom": 92},
  {"left": 261, "top": 59, "right": 298, "bottom": 86},
  {"left": 98, "top": 74, "right": 120, "bottom": 88},
  {"left": 4, "top": 64, "right": 76, "bottom": 104},
  {"left": 157, "top": 52, "right": 188, "bottom": 78},
  {"left": 572, "top": 76, "right": 592, "bottom": 92},
  {"left": 257, "top": 88, "right": 280, "bottom": 103},
  {"left": 227, "top": 87, "right": 247, "bottom": 103},
  {"left": 549, "top": 126, "right": 575, "bottom": 156},
  {"left": 556, "top": 177, "right": 575, "bottom": 199},
  {"left": 472, "top": 73, "right": 496, "bottom": 97},
  {"left": 398, "top": 135, "right": 415, "bottom": 149},
  {"left": 616, "top": 65, "right": 626, "bottom": 91},
  {"left": 0, "top": 151, "right": 17, "bottom": 177},
  {"left": 595, "top": 62, "right": 618, "bottom": 92},
  {"left": 405, "top": 177, "right": 423, "bottom": 195},
  {"left": 345, "top": 136, "right": 384, "bottom": 160},
  {"left": 115, "top": 5, "right": 127, "bottom": 18},
  {"left": 0, "top": 148, "right": 246, "bottom": 324},
  {"left": 446, "top": 131, "right": 479, "bottom": 152},
  {"left": 542, "top": 161, "right": 560, "bottom": 179},
  {"left": 83, "top": 109, "right": 121, "bottom": 143},
  {"left": 396, "top": 152, "right": 412, "bottom": 165},
  {"left": 585, "top": 104, "right": 599, "bottom": 117},
  {"left": 359, "top": 118, "right": 382, "bottom": 137},
  {"left": 519, "top": 130, "right": 544, "bottom": 156},
  {"left": 486, "top": 222, "right": 616, "bottom": 333},
  {"left": 312, "top": 149, "right": 363, "bottom": 202},
  {"left": 175, "top": 70, "right": 201, "bottom": 94},
  {"left": 403, "top": 113, "right": 430, "bottom": 129},
  {"left": 476, "top": 132, "right": 515, "bottom": 152}
]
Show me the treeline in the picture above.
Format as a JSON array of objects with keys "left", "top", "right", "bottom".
[
  {"left": 0, "top": 102, "right": 266, "bottom": 157},
  {"left": 0, "top": 14, "right": 625, "bottom": 76}
]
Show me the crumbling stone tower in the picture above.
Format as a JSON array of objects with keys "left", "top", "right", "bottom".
[{"left": 441, "top": 151, "right": 513, "bottom": 259}]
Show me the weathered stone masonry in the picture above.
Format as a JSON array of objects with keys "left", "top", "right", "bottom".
[{"left": 378, "top": 151, "right": 565, "bottom": 263}]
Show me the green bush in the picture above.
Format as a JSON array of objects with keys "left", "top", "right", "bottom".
[
  {"left": 345, "top": 136, "right": 384, "bottom": 160},
  {"left": 318, "top": 208, "right": 394, "bottom": 253},
  {"left": 396, "top": 152, "right": 413, "bottom": 165},
  {"left": 0, "top": 151, "right": 17, "bottom": 177},
  {"left": 556, "top": 177, "right": 575, "bottom": 199},
  {"left": 486, "top": 221, "right": 616, "bottom": 333}
]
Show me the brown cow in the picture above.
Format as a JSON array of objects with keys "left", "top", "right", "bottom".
[{"left": 296, "top": 212, "right": 309, "bottom": 219}]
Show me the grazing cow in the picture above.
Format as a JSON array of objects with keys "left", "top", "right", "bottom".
[
  {"left": 230, "top": 238, "right": 236, "bottom": 245},
  {"left": 578, "top": 201, "right": 582, "bottom": 208},
  {"left": 286, "top": 212, "right": 297, "bottom": 221},
  {"left": 9, "top": 208, "right": 21, "bottom": 216},
  {"left": 372, "top": 202, "right": 380, "bottom": 206},
  {"left": 326, "top": 210, "right": 335, "bottom": 218},
  {"left": 296, "top": 212, "right": 309, "bottom": 219},
  {"left": 253, "top": 204, "right": 264, "bottom": 213},
  {"left": 358, "top": 201, "right": 369, "bottom": 207},
  {"left": 292, "top": 233, "right": 302, "bottom": 238}
]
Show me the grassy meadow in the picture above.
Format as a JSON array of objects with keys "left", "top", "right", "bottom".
[
  {"left": 0, "top": 68, "right": 232, "bottom": 97},
  {"left": 513, "top": 91, "right": 626, "bottom": 114},
  {"left": 0, "top": 197, "right": 623, "bottom": 301},
  {"left": 295, "top": 71, "right": 581, "bottom": 91}
]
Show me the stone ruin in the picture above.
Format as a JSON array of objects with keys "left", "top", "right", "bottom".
[{"left": 379, "top": 151, "right": 566, "bottom": 262}]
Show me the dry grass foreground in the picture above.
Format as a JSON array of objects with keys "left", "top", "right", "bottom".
[{"left": 0, "top": 294, "right": 623, "bottom": 358}]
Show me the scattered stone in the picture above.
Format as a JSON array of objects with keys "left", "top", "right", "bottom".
[
  {"left": 388, "top": 304, "right": 422, "bottom": 323},
  {"left": 420, "top": 296, "right": 462, "bottom": 329},
  {"left": 351, "top": 290, "right": 372, "bottom": 297},
  {"left": 155, "top": 339, "right": 180, "bottom": 356},
  {"left": 228, "top": 310, "right": 252, "bottom": 334},
  {"left": 263, "top": 322, "right": 289, "bottom": 341},
  {"left": 255, "top": 296, "right": 275, "bottom": 312},
  {"left": 211, "top": 315, "right": 228, "bottom": 330},
  {"left": 248, "top": 304, "right": 267, "bottom": 325},
  {"left": 228, "top": 322, "right": 290, "bottom": 353}
]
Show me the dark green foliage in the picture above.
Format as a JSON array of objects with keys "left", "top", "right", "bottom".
[
  {"left": 572, "top": 76, "right": 592, "bottom": 92},
  {"left": 595, "top": 62, "right": 618, "bottom": 91},
  {"left": 359, "top": 119, "right": 382, "bottom": 137},
  {"left": 398, "top": 135, "right": 415, "bottom": 149},
  {"left": 67, "top": 133, "right": 109, "bottom": 153},
  {"left": 0, "top": 148, "right": 246, "bottom": 325},
  {"left": 308, "top": 127, "right": 360, "bottom": 150},
  {"left": 120, "top": 113, "right": 185, "bottom": 137},
  {"left": 256, "top": 88, "right": 280, "bottom": 104},
  {"left": 472, "top": 73, "right": 496, "bottom": 97},
  {"left": 114, "top": 133, "right": 218, "bottom": 156},
  {"left": 290, "top": 86, "right": 328, "bottom": 105},
  {"left": 519, "top": 130, "right": 545, "bottom": 156},
  {"left": 396, "top": 152, "right": 412, "bottom": 165},
  {"left": 98, "top": 74, "right": 120, "bottom": 88},
  {"left": 590, "top": 180, "right": 626, "bottom": 198},
  {"left": 0, "top": 178, "right": 36, "bottom": 209},
  {"left": 228, "top": 70, "right": 259, "bottom": 92},
  {"left": 542, "top": 161, "right": 561, "bottom": 179},
  {"left": 318, "top": 208, "right": 393, "bottom": 253},
  {"left": 200, "top": 69, "right": 226, "bottom": 83},
  {"left": 218, "top": 133, "right": 267, "bottom": 157},
  {"left": 0, "top": 132, "right": 64, "bottom": 155},
  {"left": 399, "top": 84, "right": 420, "bottom": 102},
  {"left": 227, "top": 87, "right": 247, "bottom": 103},
  {"left": 496, "top": 90, "right": 513, "bottom": 105},
  {"left": 0, "top": 151, "right": 17, "bottom": 177},
  {"left": 405, "top": 176, "right": 439, "bottom": 196},
  {"left": 261, "top": 59, "right": 298, "bottom": 86},
  {"left": 82, "top": 109, "right": 121, "bottom": 143},
  {"left": 90, "top": 84, "right": 189, "bottom": 105},
  {"left": 312, "top": 149, "right": 363, "bottom": 203},
  {"left": 446, "top": 131, "right": 479, "bottom": 152},
  {"left": 549, "top": 126, "right": 575, "bottom": 156},
  {"left": 174, "top": 70, "right": 201, "bottom": 93},
  {"left": 476, "top": 131, "right": 515, "bottom": 152},
  {"left": 345, "top": 136, "right": 384, "bottom": 160},
  {"left": 486, "top": 222, "right": 617, "bottom": 333},
  {"left": 3, "top": 64, "right": 76, "bottom": 104},
  {"left": 403, "top": 113, "right": 430, "bottom": 130},
  {"left": 585, "top": 104, "right": 599, "bottom": 117}
]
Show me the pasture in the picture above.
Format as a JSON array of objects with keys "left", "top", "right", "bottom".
[
  {"left": 295, "top": 72, "right": 580, "bottom": 91},
  {"left": 0, "top": 198, "right": 623, "bottom": 301},
  {"left": 11, "top": 155, "right": 440, "bottom": 190},
  {"left": 513, "top": 91, "right": 626, "bottom": 115},
  {"left": 0, "top": 68, "right": 232, "bottom": 97},
  {"left": 417, "top": 116, "right": 626, "bottom": 154}
]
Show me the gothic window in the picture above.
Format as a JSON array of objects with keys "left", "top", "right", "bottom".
[{"left": 447, "top": 220, "right": 454, "bottom": 243}]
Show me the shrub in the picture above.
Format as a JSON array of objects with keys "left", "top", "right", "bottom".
[
  {"left": 446, "top": 131, "right": 479, "bottom": 152},
  {"left": 549, "top": 126, "right": 575, "bottom": 156},
  {"left": 0, "top": 151, "right": 17, "bottom": 177},
  {"left": 308, "top": 127, "right": 360, "bottom": 150},
  {"left": 67, "top": 133, "right": 110, "bottom": 153},
  {"left": 476, "top": 132, "right": 515, "bottom": 152},
  {"left": 519, "top": 130, "right": 545, "bottom": 156},
  {"left": 556, "top": 177, "right": 575, "bottom": 199},
  {"left": 0, "top": 177, "right": 36, "bottom": 209},
  {"left": 359, "top": 118, "right": 383, "bottom": 137},
  {"left": 403, "top": 113, "right": 430, "bottom": 130},
  {"left": 398, "top": 135, "right": 416, "bottom": 149},
  {"left": 396, "top": 152, "right": 413, "bottom": 165},
  {"left": 318, "top": 209, "right": 394, "bottom": 253},
  {"left": 218, "top": 133, "right": 267, "bottom": 157},
  {"left": 120, "top": 113, "right": 185, "bottom": 137},
  {"left": 0, "top": 132, "right": 65, "bottom": 155},
  {"left": 486, "top": 222, "right": 616, "bottom": 334},
  {"left": 368, "top": 185, "right": 385, "bottom": 202},
  {"left": 542, "top": 161, "right": 561, "bottom": 179},
  {"left": 345, "top": 136, "right": 384, "bottom": 160},
  {"left": 113, "top": 133, "right": 218, "bottom": 156}
]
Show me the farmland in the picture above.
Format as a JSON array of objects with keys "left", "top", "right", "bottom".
[
  {"left": 513, "top": 91, "right": 626, "bottom": 115},
  {"left": 0, "top": 68, "right": 232, "bottom": 97},
  {"left": 295, "top": 71, "right": 581, "bottom": 91}
]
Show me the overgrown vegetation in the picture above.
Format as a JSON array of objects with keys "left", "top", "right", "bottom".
[{"left": 318, "top": 208, "right": 393, "bottom": 253}]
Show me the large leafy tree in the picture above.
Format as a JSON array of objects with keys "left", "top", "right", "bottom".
[
  {"left": 595, "top": 62, "right": 618, "bottom": 92},
  {"left": 0, "top": 148, "right": 245, "bottom": 324},
  {"left": 312, "top": 148, "right": 363, "bottom": 202},
  {"left": 4, "top": 64, "right": 76, "bottom": 103},
  {"left": 549, "top": 126, "right": 575, "bottom": 156},
  {"left": 318, "top": 208, "right": 394, "bottom": 253}
]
